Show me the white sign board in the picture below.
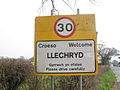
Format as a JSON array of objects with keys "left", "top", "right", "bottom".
[{"left": 36, "top": 40, "right": 96, "bottom": 74}]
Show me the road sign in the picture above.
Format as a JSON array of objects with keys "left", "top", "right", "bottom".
[
  {"left": 54, "top": 17, "right": 76, "bottom": 38},
  {"left": 35, "top": 14, "right": 98, "bottom": 76}
]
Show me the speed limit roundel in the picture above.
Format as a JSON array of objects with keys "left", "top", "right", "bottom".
[{"left": 54, "top": 17, "right": 76, "bottom": 38}]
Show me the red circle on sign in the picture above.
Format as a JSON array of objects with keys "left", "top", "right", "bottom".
[{"left": 54, "top": 17, "right": 76, "bottom": 38}]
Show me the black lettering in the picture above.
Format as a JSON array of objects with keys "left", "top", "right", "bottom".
[
  {"left": 68, "top": 43, "right": 76, "bottom": 47},
  {"left": 57, "top": 23, "right": 64, "bottom": 32},
  {"left": 47, "top": 52, "right": 84, "bottom": 59},
  {"left": 47, "top": 53, "right": 55, "bottom": 58},
  {"left": 38, "top": 43, "right": 56, "bottom": 48},
  {"left": 59, "top": 52, "right": 64, "bottom": 58},
  {"left": 64, "top": 52, "right": 70, "bottom": 58},
  {"left": 66, "top": 23, "right": 73, "bottom": 31},
  {"left": 59, "top": 68, "right": 68, "bottom": 71},
  {"left": 69, "top": 52, "right": 74, "bottom": 58},
  {"left": 69, "top": 42, "right": 93, "bottom": 47},
  {"left": 38, "top": 43, "right": 43, "bottom": 48},
  {"left": 79, "top": 52, "right": 84, "bottom": 58},
  {"left": 74, "top": 52, "right": 78, "bottom": 58},
  {"left": 47, "top": 53, "right": 50, "bottom": 58},
  {"left": 54, "top": 53, "right": 58, "bottom": 58},
  {"left": 46, "top": 67, "right": 58, "bottom": 71}
]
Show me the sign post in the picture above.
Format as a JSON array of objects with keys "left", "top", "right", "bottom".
[
  {"left": 51, "top": 11, "right": 55, "bottom": 90},
  {"left": 35, "top": 14, "right": 98, "bottom": 76},
  {"left": 77, "top": 8, "right": 82, "bottom": 90}
]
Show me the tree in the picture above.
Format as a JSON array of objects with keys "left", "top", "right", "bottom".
[
  {"left": 98, "top": 44, "right": 119, "bottom": 65},
  {"left": 40, "top": 0, "right": 96, "bottom": 15},
  {"left": 0, "top": 58, "right": 32, "bottom": 90}
]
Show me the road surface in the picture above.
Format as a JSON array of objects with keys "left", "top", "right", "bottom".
[
  {"left": 111, "top": 66, "right": 120, "bottom": 82},
  {"left": 111, "top": 66, "right": 120, "bottom": 90}
]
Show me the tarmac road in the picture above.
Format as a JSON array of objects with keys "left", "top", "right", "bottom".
[
  {"left": 111, "top": 66, "right": 120, "bottom": 90},
  {"left": 111, "top": 66, "right": 120, "bottom": 82}
]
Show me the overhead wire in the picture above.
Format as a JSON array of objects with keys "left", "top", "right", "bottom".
[{"left": 41, "top": 0, "right": 48, "bottom": 8}]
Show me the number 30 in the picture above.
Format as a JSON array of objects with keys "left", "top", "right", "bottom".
[{"left": 57, "top": 23, "right": 73, "bottom": 32}]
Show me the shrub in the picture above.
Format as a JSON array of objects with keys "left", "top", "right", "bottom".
[{"left": 0, "top": 58, "right": 32, "bottom": 90}]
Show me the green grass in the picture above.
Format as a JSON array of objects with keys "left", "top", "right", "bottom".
[{"left": 100, "top": 69, "right": 116, "bottom": 90}]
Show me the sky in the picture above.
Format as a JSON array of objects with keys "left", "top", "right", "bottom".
[{"left": 0, "top": 0, "right": 120, "bottom": 58}]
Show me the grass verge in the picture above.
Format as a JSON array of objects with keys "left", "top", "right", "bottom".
[{"left": 100, "top": 69, "right": 116, "bottom": 90}]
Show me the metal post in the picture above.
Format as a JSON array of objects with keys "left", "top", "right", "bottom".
[
  {"left": 51, "top": 10, "right": 54, "bottom": 90},
  {"left": 79, "top": 76, "right": 82, "bottom": 90},
  {"left": 77, "top": 8, "right": 82, "bottom": 90},
  {"left": 51, "top": 76, "right": 55, "bottom": 90},
  {"left": 51, "top": 10, "right": 53, "bottom": 16},
  {"left": 77, "top": 8, "right": 80, "bottom": 15}
]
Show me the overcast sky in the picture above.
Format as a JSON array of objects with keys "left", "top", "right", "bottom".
[{"left": 0, "top": 0, "right": 120, "bottom": 58}]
